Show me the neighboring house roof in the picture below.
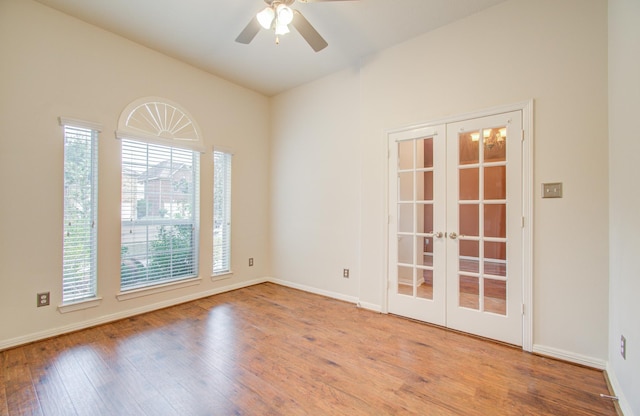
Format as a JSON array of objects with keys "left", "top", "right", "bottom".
[{"left": 140, "top": 160, "right": 189, "bottom": 182}]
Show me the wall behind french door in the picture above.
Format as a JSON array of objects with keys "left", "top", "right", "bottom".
[{"left": 387, "top": 103, "right": 532, "bottom": 349}]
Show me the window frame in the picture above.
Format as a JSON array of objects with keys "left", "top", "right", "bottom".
[
  {"left": 213, "top": 148, "right": 232, "bottom": 276},
  {"left": 120, "top": 139, "right": 201, "bottom": 292},
  {"left": 60, "top": 118, "right": 100, "bottom": 306}
]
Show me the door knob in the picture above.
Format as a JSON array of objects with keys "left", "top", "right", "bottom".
[
  {"left": 433, "top": 231, "right": 443, "bottom": 238},
  {"left": 449, "top": 232, "right": 458, "bottom": 239}
]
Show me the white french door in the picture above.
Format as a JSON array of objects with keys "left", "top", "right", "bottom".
[
  {"left": 388, "top": 125, "right": 447, "bottom": 325},
  {"left": 388, "top": 111, "right": 524, "bottom": 346}
]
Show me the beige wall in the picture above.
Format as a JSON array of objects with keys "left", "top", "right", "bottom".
[
  {"left": 608, "top": 0, "right": 640, "bottom": 413},
  {"left": 0, "top": 0, "right": 271, "bottom": 347},
  {"left": 272, "top": 0, "right": 609, "bottom": 364},
  {"left": 271, "top": 69, "right": 361, "bottom": 299}
]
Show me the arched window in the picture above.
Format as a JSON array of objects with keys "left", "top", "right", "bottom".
[
  {"left": 117, "top": 97, "right": 203, "bottom": 150},
  {"left": 117, "top": 98, "right": 202, "bottom": 292}
]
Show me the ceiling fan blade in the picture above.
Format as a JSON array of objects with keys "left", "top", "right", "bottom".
[
  {"left": 235, "top": 17, "right": 261, "bottom": 44},
  {"left": 291, "top": 10, "right": 328, "bottom": 52}
]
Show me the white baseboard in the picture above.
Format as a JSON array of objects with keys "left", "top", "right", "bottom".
[
  {"left": 356, "top": 301, "right": 383, "bottom": 313},
  {"left": 533, "top": 346, "right": 634, "bottom": 414},
  {"left": 0, "top": 277, "right": 269, "bottom": 351},
  {"left": 606, "top": 362, "right": 634, "bottom": 416},
  {"left": 267, "top": 277, "right": 359, "bottom": 305},
  {"left": 532, "top": 344, "right": 607, "bottom": 370},
  {"left": 267, "top": 277, "right": 383, "bottom": 313}
]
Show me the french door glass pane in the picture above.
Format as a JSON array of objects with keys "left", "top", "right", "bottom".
[
  {"left": 459, "top": 275, "right": 479, "bottom": 310},
  {"left": 484, "top": 279, "right": 507, "bottom": 315},
  {"left": 419, "top": 138, "right": 433, "bottom": 168},
  {"left": 399, "top": 172, "right": 413, "bottom": 201},
  {"left": 483, "top": 127, "right": 506, "bottom": 163},
  {"left": 459, "top": 204, "right": 479, "bottom": 236},
  {"left": 419, "top": 236, "right": 433, "bottom": 267},
  {"left": 460, "top": 240, "right": 479, "bottom": 275},
  {"left": 484, "top": 204, "right": 506, "bottom": 238},
  {"left": 417, "top": 268, "right": 433, "bottom": 300},
  {"left": 398, "top": 266, "right": 413, "bottom": 296},
  {"left": 485, "top": 241, "right": 507, "bottom": 277},
  {"left": 398, "top": 204, "right": 413, "bottom": 233},
  {"left": 418, "top": 203, "right": 433, "bottom": 234},
  {"left": 417, "top": 236, "right": 427, "bottom": 264},
  {"left": 398, "top": 236, "right": 412, "bottom": 264},
  {"left": 484, "top": 166, "right": 506, "bottom": 200},
  {"left": 459, "top": 131, "right": 479, "bottom": 165},
  {"left": 459, "top": 168, "right": 479, "bottom": 200},
  {"left": 417, "top": 171, "right": 434, "bottom": 201},
  {"left": 398, "top": 141, "right": 413, "bottom": 170}
]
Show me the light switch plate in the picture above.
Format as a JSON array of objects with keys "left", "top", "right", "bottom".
[{"left": 542, "top": 182, "right": 563, "bottom": 198}]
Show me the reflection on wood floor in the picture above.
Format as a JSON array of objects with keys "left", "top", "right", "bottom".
[{"left": 1, "top": 283, "right": 616, "bottom": 415}]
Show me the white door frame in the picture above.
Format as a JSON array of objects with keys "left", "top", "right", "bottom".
[{"left": 383, "top": 100, "right": 533, "bottom": 352}]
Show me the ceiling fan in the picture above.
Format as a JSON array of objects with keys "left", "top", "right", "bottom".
[{"left": 235, "top": 0, "right": 356, "bottom": 52}]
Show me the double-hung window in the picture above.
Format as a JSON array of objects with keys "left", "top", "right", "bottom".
[
  {"left": 61, "top": 119, "right": 99, "bottom": 303},
  {"left": 120, "top": 140, "right": 200, "bottom": 291},
  {"left": 213, "top": 149, "right": 232, "bottom": 275}
]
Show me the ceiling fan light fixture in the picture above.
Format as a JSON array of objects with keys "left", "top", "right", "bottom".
[
  {"left": 276, "top": 4, "right": 294, "bottom": 25},
  {"left": 257, "top": 7, "right": 275, "bottom": 29},
  {"left": 275, "top": 21, "right": 290, "bottom": 35}
]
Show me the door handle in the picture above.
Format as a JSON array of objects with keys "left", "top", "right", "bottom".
[
  {"left": 433, "top": 231, "right": 443, "bottom": 238},
  {"left": 449, "top": 232, "right": 458, "bottom": 240}
]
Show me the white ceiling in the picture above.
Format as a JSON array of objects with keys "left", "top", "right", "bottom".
[{"left": 34, "top": 0, "right": 508, "bottom": 96}]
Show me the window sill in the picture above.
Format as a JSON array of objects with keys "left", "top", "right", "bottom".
[
  {"left": 116, "top": 277, "right": 202, "bottom": 301},
  {"left": 58, "top": 296, "right": 103, "bottom": 314},
  {"left": 211, "top": 271, "right": 233, "bottom": 281}
]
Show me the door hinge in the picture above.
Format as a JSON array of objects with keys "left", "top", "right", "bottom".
[
  {"left": 521, "top": 216, "right": 525, "bottom": 228},
  {"left": 521, "top": 304, "right": 525, "bottom": 315},
  {"left": 521, "top": 130, "right": 525, "bottom": 141}
]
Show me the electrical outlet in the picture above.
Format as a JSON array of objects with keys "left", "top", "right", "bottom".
[
  {"left": 249, "top": 258, "right": 254, "bottom": 267},
  {"left": 37, "top": 292, "right": 50, "bottom": 307},
  {"left": 343, "top": 269, "right": 349, "bottom": 278},
  {"left": 621, "top": 335, "right": 626, "bottom": 360}
]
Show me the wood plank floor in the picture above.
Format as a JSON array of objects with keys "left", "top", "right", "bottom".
[{"left": 1, "top": 283, "right": 617, "bottom": 415}]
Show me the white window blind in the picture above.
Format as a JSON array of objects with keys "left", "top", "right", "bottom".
[
  {"left": 62, "top": 124, "right": 98, "bottom": 303},
  {"left": 120, "top": 139, "right": 200, "bottom": 290},
  {"left": 213, "top": 150, "right": 232, "bottom": 275}
]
